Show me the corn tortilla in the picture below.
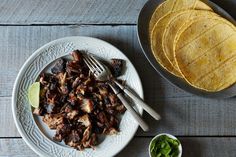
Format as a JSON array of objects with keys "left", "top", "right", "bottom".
[
  {"left": 149, "top": 0, "right": 212, "bottom": 77},
  {"left": 162, "top": 10, "right": 219, "bottom": 72},
  {"left": 151, "top": 12, "right": 182, "bottom": 76},
  {"left": 174, "top": 17, "right": 236, "bottom": 91},
  {"left": 149, "top": 0, "right": 212, "bottom": 35},
  {"left": 151, "top": 10, "right": 217, "bottom": 77}
]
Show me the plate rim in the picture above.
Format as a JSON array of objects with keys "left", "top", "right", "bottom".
[
  {"left": 137, "top": 0, "right": 236, "bottom": 98},
  {"left": 12, "top": 36, "right": 144, "bottom": 157}
]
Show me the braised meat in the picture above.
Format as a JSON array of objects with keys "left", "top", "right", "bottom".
[
  {"left": 110, "top": 59, "right": 124, "bottom": 77},
  {"left": 33, "top": 50, "right": 126, "bottom": 150}
]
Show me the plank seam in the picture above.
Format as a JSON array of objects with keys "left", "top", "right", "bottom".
[
  {"left": 0, "top": 23, "right": 136, "bottom": 26},
  {"left": 134, "top": 135, "right": 236, "bottom": 138}
]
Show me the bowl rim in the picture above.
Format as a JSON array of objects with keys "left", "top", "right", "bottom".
[{"left": 137, "top": 0, "right": 236, "bottom": 98}]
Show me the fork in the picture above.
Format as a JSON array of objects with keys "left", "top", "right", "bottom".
[
  {"left": 114, "top": 80, "right": 161, "bottom": 120},
  {"left": 83, "top": 54, "right": 150, "bottom": 131}
]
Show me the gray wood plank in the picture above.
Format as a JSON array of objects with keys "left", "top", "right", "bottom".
[
  {"left": 1, "top": 137, "right": 236, "bottom": 157},
  {"left": 0, "top": 0, "right": 234, "bottom": 25},
  {"left": 0, "top": 25, "right": 191, "bottom": 98},
  {"left": 0, "top": 25, "right": 189, "bottom": 137},
  {"left": 0, "top": 138, "right": 36, "bottom": 157},
  {"left": 1, "top": 25, "right": 236, "bottom": 137},
  {"left": 0, "top": 97, "right": 20, "bottom": 137},
  {"left": 119, "top": 137, "right": 236, "bottom": 157},
  {"left": 4, "top": 95, "right": 236, "bottom": 137},
  {"left": 137, "top": 96, "right": 236, "bottom": 136},
  {"left": 0, "top": 0, "right": 147, "bottom": 25}
]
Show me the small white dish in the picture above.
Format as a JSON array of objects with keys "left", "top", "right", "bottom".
[{"left": 149, "top": 133, "right": 182, "bottom": 157}]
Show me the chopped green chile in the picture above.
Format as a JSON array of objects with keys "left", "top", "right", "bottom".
[{"left": 150, "top": 135, "right": 180, "bottom": 157}]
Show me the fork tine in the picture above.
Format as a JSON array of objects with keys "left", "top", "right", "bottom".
[
  {"left": 83, "top": 57, "right": 96, "bottom": 73},
  {"left": 90, "top": 55, "right": 105, "bottom": 70},
  {"left": 84, "top": 55, "right": 103, "bottom": 72}
]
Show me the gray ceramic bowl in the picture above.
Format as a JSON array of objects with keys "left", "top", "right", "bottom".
[{"left": 137, "top": 0, "right": 236, "bottom": 98}]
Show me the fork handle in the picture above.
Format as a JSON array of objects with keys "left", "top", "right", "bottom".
[
  {"left": 123, "top": 88, "right": 161, "bottom": 120},
  {"left": 114, "top": 81, "right": 161, "bottom": 120},
  {"left": 108, "top": 83, "right": 149, "bottom": 132}
]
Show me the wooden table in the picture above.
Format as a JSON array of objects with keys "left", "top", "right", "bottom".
[{"left": 1, "top": 0, "right": 236, "bottom": 156}]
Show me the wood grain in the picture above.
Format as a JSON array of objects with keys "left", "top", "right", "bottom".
[
  {"left": 1, "top": 137, "right": 236, "bottom": 157},
  {"left": 0, "top": 0, "right": 147, "bottom": 25},
  {"left": 0, "top": 25, "right": 191, "bottom": 98},
  {"left": 0, "top": 97, "right": 20, "bottom": 137},
  {"left": 0, "top": 138, "right": 36, "bottom": 157},
  {"left": 4, "top": 95, "right": 236, "bottom": 137},
  {"left": 1, "top": 0, "right": 236, "bottom": 156},
  {"left": 2, "top": 25, "right": 236, "bottom": 137},
  {"left": 0, "top": 0, "right": 234, "bottom": 25}
]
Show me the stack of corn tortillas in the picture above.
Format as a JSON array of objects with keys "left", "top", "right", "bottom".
[{"left": 149, "top": 0, "right": 236, "bottom": 92}]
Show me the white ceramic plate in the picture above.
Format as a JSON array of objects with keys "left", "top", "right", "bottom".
[{"left": 12, "top": 36, "right": 143, "bottom": 157}]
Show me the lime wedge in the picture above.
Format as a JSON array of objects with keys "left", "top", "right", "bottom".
[{"left": 28, "top": 82, "right": 40, "bottom": 108}]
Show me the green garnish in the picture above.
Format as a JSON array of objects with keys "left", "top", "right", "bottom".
[{"left": 150, "top": 135, "right": 180, "bottom": 157}]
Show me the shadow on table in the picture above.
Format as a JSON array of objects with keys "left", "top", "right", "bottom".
[
  {"left": 181, "top": 138, "right": 203, "bottom": 157},
  {"left": 90, "top": 25, "right": 206, "bottom": 157},
  {"left": 94, "top": 35, "right": 166, "bottom": 124},
  {"left": 116, "top": 137, "right": 149, "bottom": 157}
]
